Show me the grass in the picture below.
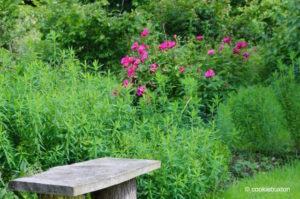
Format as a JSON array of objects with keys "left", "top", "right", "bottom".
[{"left": 220, "top": 160, "right": 300, "bottom": 199}]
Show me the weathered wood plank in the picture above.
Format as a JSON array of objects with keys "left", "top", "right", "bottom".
[{"left": 8, "top": 158, "right": 161, "bottom": 196}]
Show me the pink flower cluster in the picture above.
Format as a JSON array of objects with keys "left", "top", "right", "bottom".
[
  {"left": 236, "top": 41, "right": 247, "bottom": 49},
  {"left": 120, "top": 31, "right": 255, "bottom": 97},
  {"left": 121, "top": 56, "right": 135, "bottom": 68},
  {"left": 207, "top": 49, "right": 215, "bottom": 56},
  {"left": 158, "top": 41, "right": 176, "bottom": 51},
  {"left": 196, "top": 35, "right": 203, "bottom": 41},
  {"left": 233, "top": 41, "right": 247, "bottom": 55},
  {"left": 222, "top": 37, "right": 231, "bottom": 44},
  {"left": 205, "top": 69, "right": 215, "bottom": 78},
  {"left": 221, "top": 37, "right": 250, "bottom": 60},
  {"left": 140, "top": 29, "right": 149, "bottom": 37},
  {"left": 150, "top": 63, "right": 159, "bottom": 73},
  {"left": 218, "top": 45, "right": 224, "bottom": 52},
  {"left": 136, "top": 86, "right": 146, "bottom": 96}
]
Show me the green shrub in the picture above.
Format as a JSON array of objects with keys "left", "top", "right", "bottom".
[
  {"left": 118, "top": 29, "right": 265, "bottom": 120},
  {"left": 268, "top": 0, "right": 300, "bottom": 68},
  {"left": 38, "top": 0, "right": 141, "bottom": 68},
  {"left": 272, "top": 64, "right": 300, "bottom": 151},
  {"left": 121, "top": 124, "right": 230, "bottom": 198},
  {"left": 227, "top": 0, "right": 284, "bottom": 43},
  {"left": 0, "top": 0, "right": 20, "bottom": 49},
  {"left": 140, "top": 0, "right": 230, "bottom": 38},
  {"left": 217, "top": 86, "right": 292, "bottom": 154},
  {"left": 0, "top": 49, "right": 230, "bottom": 198}
]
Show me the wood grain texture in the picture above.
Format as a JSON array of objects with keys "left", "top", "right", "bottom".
[
  {"left": 38, "top": 194, "right": 85, "bottom": 199},
  {"left": 91, "top": 178, "right": 136, "bottom": 199},
  {"left": 8, "top": 158, "right": 160, "bottom": 196}
]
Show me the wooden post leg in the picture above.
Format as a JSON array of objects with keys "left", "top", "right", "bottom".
[
  {"left": 91, "top": 178, "right": 137, "bottom": 199},
  {"left": 38, "top": 194, "right": 85, "bottom": 199}
]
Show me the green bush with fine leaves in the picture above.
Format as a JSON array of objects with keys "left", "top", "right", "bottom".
[
  {"left": 0, "top": 49, "right": 230, "bottom": 198},
  {"left": 217, "top": 85, "right": 293, "bottom": 154}
]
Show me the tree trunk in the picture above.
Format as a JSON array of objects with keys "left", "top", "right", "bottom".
[{"left": 91, "top": 178, "right": 136, "bottom": 199}]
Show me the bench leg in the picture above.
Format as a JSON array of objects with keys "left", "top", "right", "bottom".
[
  {"left": 91, "top": 178, "right": 137, "bottom": 199},
  {"left": 38, "top": 194, "right": 85, "bottom": 199}
]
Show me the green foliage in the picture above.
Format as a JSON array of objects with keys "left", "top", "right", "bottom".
[
  {"left": 140, "top": 0, "right": 230, "bottom": 38},
  {"left": 119, "top": 31, "right": 265, "bottom": 120},
  {"left": 268, "top": 0, "right": 300, "bottom": 71},
  {"left": 1, "top": 0, "right": 300, "bottom": 198},
  {"left": 228, "top": 0, "right": 284, "bottom": 42},
  {"left": 0, "top": 0, "right": 21, "bottom": 49},
  {"left": 0, "top": 49, "right": 230, "bottom": 198},
  {"left": 217, "top": 86, "right": 292, "bottom": 154},
  {"left": 271, "top": 63, "right": 300, "bottom": 151},
  {"left": 230, "top": 153, "right": 290, "bottom": 179},
  {"left": 119, "top": 117, "right": 230, "bottom": 198},
  {"left": 38, "top": 0, "right": 141, "bottom": 68}
]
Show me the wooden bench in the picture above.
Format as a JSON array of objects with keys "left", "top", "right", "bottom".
[{"left": 8, "top": 158, "right": 161, "bottom": 199}]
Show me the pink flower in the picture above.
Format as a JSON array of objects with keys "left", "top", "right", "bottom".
[
  {"left": 173, "top": 34, "right": 177, "bottom": 39},
  {"left": 136, "top": 86, "right": 146, "bottom": 96},
  {"left": 158, "top": 41, "right": 167, "bottom": 50},
  {"left": 222, "top": 37, "right": 231, "bottom": 45},
  {"left": 122, "top": 79, "right": 129, "bottom": 88},
  {"left": 140, "top": 29, "right": 149, "bottom": 37},
  {"left": 243, "top": 52, "right": 250, "bottom": 58},
  {"left": 138, "top": 43, "right": 148, "bottom": 55},
  {"left": 196, "top": 35, "right": 203, "bottom": 41},
  {"left": 179, "top": 67, "right": 185, "bottom": 72},
  {"left": 128, "top": 67, "right": 136, "bottom": 78},
  {"left": 205, "top": 69, "right": 215, "bottom": 78},
  {"left": 140, "top": 51, "right": 148, "bottom": 63},
  {"left": 218, "top": 45, "right": 224, "bottom": 52},
  {"left": 121, "top": 56, "right": 135, "bottom": 68},
  {"left": 133, "top": 59, "right": 140, "bottom": 68},
  {"left": 158, "top": 41, "right": 176, "bottom": 51},
  {"left": 131, "top": 42, "right": 139, "bottom": 51},
  {"left": 236, "top": 41, "right": 247, "bottom": 49},
  {"left": 150, "top": 63, "right": 159, "bottom": 73},
  {"left": 169, "top": 41, "right": 176, "bottom": 48},
  {"left": 233, "top": 48, "right": 241, "bottom": 55},
  {"left": 207, "top": 49, "right": 215, "bottom": 56}
]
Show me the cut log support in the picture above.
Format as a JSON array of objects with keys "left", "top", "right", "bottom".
[
  {"left": 38, "top": 194, "right": 85, "bottom": 199},
  {"left": 91, "top": 178, "right": 136, "bottom": 199}
]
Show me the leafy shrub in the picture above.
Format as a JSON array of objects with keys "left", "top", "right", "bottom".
[
  {"left": 121, "top": 124, "right": 230, "bottom": 198},
  {"left": 267, "top": 0, "right": 300, "bottom": 73},
  {"left": 0, "top": 49, "right": 230, "bottom": 198},
  {"left": 140, "top": 0, "right": 230, "bottom": 38},
  {"left": 118, "top": 29, "right": 265, "bottom": 119},
  {"left": 228, "top": 0, "right": 284, "bottom": 43},
  {"left": 0, "top": 0, "right": 20, "bottom": 49},
  {"left": 217, "top": 85, "right": 292, "bottom": 154},
  {"left": 272, "top": 64, "right": 300, "bottom": 151},
  {"left": 38, "top": 0, "right": 141, "bottom": 68}
]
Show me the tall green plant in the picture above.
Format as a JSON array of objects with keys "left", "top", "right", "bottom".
[
  {"left": 0, "top": 0, "right": 20, "bottom": 49},
  {"left": 217, "top": 86, "right": 292, "bottom": 154},
  {"left": 272, "top": 62, "right": 300, "bottom": 152}
]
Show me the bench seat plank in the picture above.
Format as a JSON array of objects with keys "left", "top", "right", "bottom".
[{"left": 8, "top": 158, "right": 161, "bottom": 196}]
